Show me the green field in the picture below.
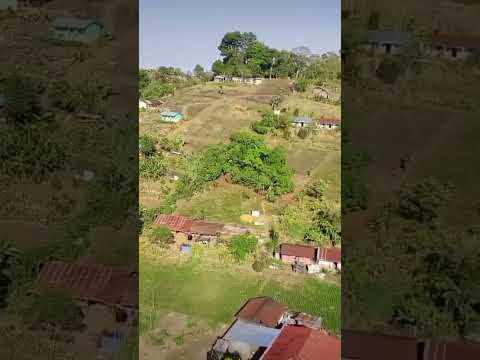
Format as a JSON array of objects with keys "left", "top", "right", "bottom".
[{"left": 140, "top": 258, "right": 341, "bottom": 336}]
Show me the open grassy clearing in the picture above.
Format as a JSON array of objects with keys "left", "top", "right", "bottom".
[{"left": 140, "top": 257, "right": 341, "bottom": 336}]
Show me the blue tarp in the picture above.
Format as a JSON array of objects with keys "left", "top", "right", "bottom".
[
  {"left": 100, "top": 330, "right": 125, "bottom": 353},
  {"left": 180, "top": 244, "right": 192, "bottom": 255},
  {"left": 223, "top": 320, "right": 281, "bottom": 348}
]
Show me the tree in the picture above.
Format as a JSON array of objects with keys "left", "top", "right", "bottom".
[
  {"left": 139, "top": 69, "right": 151, "bottom": 96},
  {"left": 218, "top": 32, "right": 257, "bottom": 60},
  {"left": 149, "top": 225, "right": 174, "bottom": 247},
  {"left": 228, "top": 233, "right": 258, "bottom": 263},
  {"left": 398, "top": 178, "right": 453, "bottom": 224},
  {"left": 193, "top": 64, "right": 205, "bottom": 78},
  {"left": 139, "top": 135, "right": 157, "bottom": 157}
]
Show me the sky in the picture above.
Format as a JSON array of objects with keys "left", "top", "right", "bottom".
[{"left": 140, "top": 0, "right": 341, "bottom": 72}]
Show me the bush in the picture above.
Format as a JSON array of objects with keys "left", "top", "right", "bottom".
[
  {"left": 159, "top": 137, "right": 184, "bottom": 152},
  {"left": 139, "top": 135, "right": 157, "bottom": 157},
  {"left": 140, "top": 154, "right": 167, "bottom": 180},
  {"left": 4, "top": 74, "right": 41, "bottom": 124},
  {"left": 252, "top": 253, "right": 272, "bottom": 272},
  {"left": 149, "top": 225, "right": 174, "bottom": 247},
  {"left": 228, "top": 233, "right": 258, "bottom": 263},
  {"left": 297, "top": 127, "right": 311, "bottom": 139}
]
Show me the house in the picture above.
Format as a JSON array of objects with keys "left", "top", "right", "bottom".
[
  {"left": 214, "top": 75, "right": 226, "bottom": 82},
  {"left": 51, "top": 17, "right": 105, "bottom": 44},
  {"left": 291, "top": 116, "right": 314, "bottom": 128},
  {"left": 278, "top": 244, "right": 318, "bottom": 266},
  {"left": 362, "top": 30, "right": 414, "bottom": 55},
  {"left": 232, "top": 76, "right": 243, "bottom": 83},
  {"left": 423, "top": 339, "right": 480, "bottom": 360},
  {"left": 139, "top": 100, "right": 147, "bottom": 110},
  {"left": 236, "top": 297, "right": 287, "bottom": 328},
  {"left": 253, "top": 77, "right": 263, "bottom": 85},
  {"left": 0, "top": 0, "right": 16, "bottom": 10},
  {"left": 154, "top": 214, "right": 224, "bottom": 242},
  {"left": 35, "top": 261, "right": 138, "bottom": 323},
  {"left": 425, "top": 33, "right": 480, "bottom": 60},
  {"left": 260, "top": 325, "right": 341, "bottom": 360},
  {"left": 318, "top": 118, "right": 341, "bottom": 130},
  {"left": 342, "top": 330, "right": 420, "bottom": 360},
  {"left": 160, "top": 111, "right": 184, "bottom": 123},
  {"left": 318, "top": 247, "right": 341, "bottom": 270}
]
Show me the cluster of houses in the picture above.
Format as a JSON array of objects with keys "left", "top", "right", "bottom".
[
  {"left": 361, "top": 29, "right": 480, "bottom": 61},
  {"left": 275, "top": 243, "right": 341, "bottom": 273},
  {"left": 209, "top": 296, "right": 340, "bottom": 360},
  {"left": 291, "top": 116, "right": 341, "bottom": 130},
  {"left": 214, "top": 75, "right": 264, "bottom": 85},
  {"left": 31, "top": 260, "right": 138, "bottom": 355}
]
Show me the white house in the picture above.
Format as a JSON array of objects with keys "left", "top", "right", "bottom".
[
  {"left": 424, "top": 33, "right": 480, "bottom": 60},
  {"left": 361, "top": 30, "right": 414, "bottom": 55},
  {"left": 317, "top": 118, "right": 341, "bottom": 130},
  {"left": 139, "top": 100, "right": 147, "bottom": 110}
]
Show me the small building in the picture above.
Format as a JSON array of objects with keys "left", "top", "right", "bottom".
[
  {"left": 425, "top": 33, "right": 480, "bottom": 60},
  {"left": 139, "top": 100, "right": 147, "bottom": 110},
  {"left": 260, "top": 325, "right": 340, "bottom": 360},
  {"left": 291, "top": 116, "right": 314, "bottom": 128},
  {"left": 214, "top": 75, "right": 227, "bottom": 82},
  {"left": 51, "top": 17, "right": 105, "bottom": 44},
  {"left": 232, "top": 76, "right": 243, "bottom": 83},
  {"left": 254, "top": 77, "right": 263, "bottom": 85},
  {"left": 0, "top": 0, "right": 17, "bottom": 10},
  {"left": 236, "top": 297, "right": 287, "bottom": 328},
  {"left": 160, "top": 111, "right": 183, "bottom": 123},
  {"left": 361, "top": 30, "right": 414, "bottom": 55},
  {"left": 318, "top": 247, "right": 341, "bottom": 270},
  {"left": 155, "top": 214, "right": 224, "bottom": 243},
  {"left": 317, "top": 118, "right": 341, "bottom": 130},
  {"left": 342, "top": 330, "right": 420, "bottom": 360},
  {"left": 35, "top": 261, "right": 138, "bottom": 323},
  {"left": 278, "top": 244, "right": 318, "bottom": 266}
]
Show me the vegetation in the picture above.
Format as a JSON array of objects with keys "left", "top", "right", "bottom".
[
  {"left": 149, "top": 226, "right": 174, "bottom": 247},
  {"left": 228, "top": 233, "right": 258, "bottom": 263},
  {"left": 251, "top": 111, "right": 290, "bottom": 136}
]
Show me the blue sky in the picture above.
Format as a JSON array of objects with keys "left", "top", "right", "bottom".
[{"left": 140, "top": 0, "right": 340, "bottom": 72}]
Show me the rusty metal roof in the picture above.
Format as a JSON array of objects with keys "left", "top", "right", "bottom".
[
  {"left": 318, "top": 247, "right": 341, "bottom": 263},
  {"left": 280, "top": 244, "right": 317, "bottom": 260},
  {"left": 36, "top": 261, "right": 138, "bottom": 308},
  {"left": 155, "top": 214, "right": 194, "bottom": 232},
  {"left": 236, "top": 297, "right": 287, "bottom": 328},
  {"left": 155, "top": 214, "right": 224, "bottom": 235},
  {"left": 318, "top": 118, "right": 341, "bottom": 125},
  {"left": 262, "top": 325, "right": 340, "bottom": 360}
]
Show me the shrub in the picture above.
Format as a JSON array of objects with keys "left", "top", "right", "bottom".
[
  {"left": 149, "top": 225, "right": 174, "bottom": 247},
  {"left": 295, "top": 79, "right": 309, "bottom": 92},
  {"left": 140, "top": 154, "right": 167, "bottom": 180},
  {"left": 252, "top": 253, "right": 273, "bottom": 272},
  {"left": 159, "top": 136, "right": 184, "bottom": 152},
  {"left": 297, "top": 127, "right": 311, "bottom": 139},
  {"left": 228, "top": 233, "right": 258, "bottom": 263},
  {"left": 4, "top": 74, "right": 41, "bottom": 124},
  {"left": 139, "top": 135, "right": 157, "bottom": 157}
]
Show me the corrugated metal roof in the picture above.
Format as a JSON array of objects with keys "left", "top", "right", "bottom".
[
  {"left": 154, "top": 214, "right": 224, "bottom": 235},
  {"left": 292, "top": 116, "right": 313, "bottom": 124},
  {"left": 223, "top": 319, "right": 281, "bottom": 348},
  {"left": 342, "top": 330, "right": 418, "bottom": 360},
  {"left": 424, "top": 340, "right": 480, "bottom": 360},
  {"left": 280, "top": 244, "right": 317, "bottom": 260},
  {"left": 430, "top": 34, "right": 480, "bottom": 49},
  {"left": 318, "top": 247, "right": 341, "bottom": 263},
  {"left": 318, "top": 118, "right": 341, "bottom": 125},
  {"left": 36, "top": 261, "right": 138, "bottom": 308},
  {"left": 236, "top": 297, "right": 287, "bottom": 328},
  {"left": 364, "top": 30, "right": 413, "bottom": 45},
  {"left": 262, "top": 325, "right": 340, "bottom": 360},
  {"left": 161, "top": 111, "right": 182, "bottom": 117},
  {"left": 52, "top": 16, "right": 102, "bottom": 30},
  {"left": 189, "top": 221, "right": 224, "bottom": 236}
]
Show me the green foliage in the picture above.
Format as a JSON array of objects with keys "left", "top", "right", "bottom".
[
  {"left": 140, "top": 154, "right": 167, "bottom": 180},
  {"left": 228, "top": 233, "right": 258, "bottom": 263},
  {"left": 304, "top": 179, "right": 328, "bottom": 200},
  {"left": 139, "top": 206, "right": 160, "bottom": 233},
  {"left": 252, "top": 252, "right": 272, "bottom": 272},
  {"left": 226, "top": 131, "right": 294, "bottom": 195},
  {"left": 139, "top": 69, "right": 151, "bottom": 95},
  {"left": 342, "top": 142, "right": 370, "bottom": 213},
  {"left": 159, "top": 136, "right": 184, "bottom": 152},
  {"left": 4, "top": 74, "right": 41, "bottom": 124},
  {"left": 308, "top": 203, "right": 341, "bottom": 246},
  {"left": 397, "top": 178, "right": 453, "bottom": 224},
  {"left": 139, "top": 135, "right": 157, "bottom": 157},
  {"left": 142, "top": 81, "right": 175, "bottom": 100},
  {"left": 295, "top": 78, "right": 309, "bottom": 92},
  {"left": 23, "top": 289, "right": 84, "bottom": 331},
  {"left": 297, "top": 127, "right": 311, "bottom": 139},
  {"left": 72, "top": 78, "right": 112, "bottom": 114},
  {"left": 0, "top": 126, "right": 66, "bottom": 183},
  {"left": 149, "top": 226, "right": 174, "bottom": 247},
  {"left": 251, "top": 111, "right": 291, "bottom": 135}
]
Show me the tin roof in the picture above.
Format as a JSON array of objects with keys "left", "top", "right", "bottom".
[
  {"left": 262, "top": 325, "right": 340, "bottom": 360},
  {"left": 280, "top": 244, "right": 317, "bottom": 260},
  {"left": 318, "top": 118, "right": 341, "bottom": 125},
  {"left": 430, "top": 34, "right": 480, "bottom": 49},
  {"left": 36, "top": 261, "right": 138, "bottom": 308},
  {"left": 236, "top": 297, "right": 287, "bottom": 328},
  {"left": 342, "top": 330, "right": 419, "bottom": 360},
  {"left": 223, "top": 319, "right": 281, "bottom": 348},
  {"left": 318, "top": 247, "right": 341, "bottom": 263},
  {"left": 154, "top": 214, "right": 224, "bottom": 235},
  {"left": 292, "top": 116, "right": 313, "bottom": 124},
  {"left": 161, "top": 111, "right": 182, "bottom": 117},
  {"left": 52, "top": 16, "right": 103, "bottom": 30},
  {"left": 364, "top": 30, "right": 413, "bottom": 45},
  {"left": 155, "top": 214, "right": 193, "bottom": 232},
  {"left": 424, "top": 340, "right": 480, "bottom": 360}
]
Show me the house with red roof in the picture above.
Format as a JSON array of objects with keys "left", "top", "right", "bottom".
[
  {"left": 155, "top": 214, "right": 225, "bottom": 243},
  {"left": 260, "top": 325, "right": 340, "bottom": 360},
  {"left": 35, "top": 261, "right": 138, "bottom": 324},
  {"left": 236, "top": 297, "right": 288, "bottom": 328},
  {"left": 318, "top": 247, "right": 342, "bottom": 270},
  {"left": 425, "top": 32, "right": 480, "bottom": 60},
  {"left": 278, "top": 244, "right": 318, "bottom": 266}
]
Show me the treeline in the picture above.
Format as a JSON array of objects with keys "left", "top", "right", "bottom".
[{"left": 211, "top": 31, "right": 341, "bottom": 86}]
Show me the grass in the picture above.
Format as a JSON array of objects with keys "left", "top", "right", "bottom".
[{"left": 140, "top": 258, "right": 340, "bottom": 336}]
